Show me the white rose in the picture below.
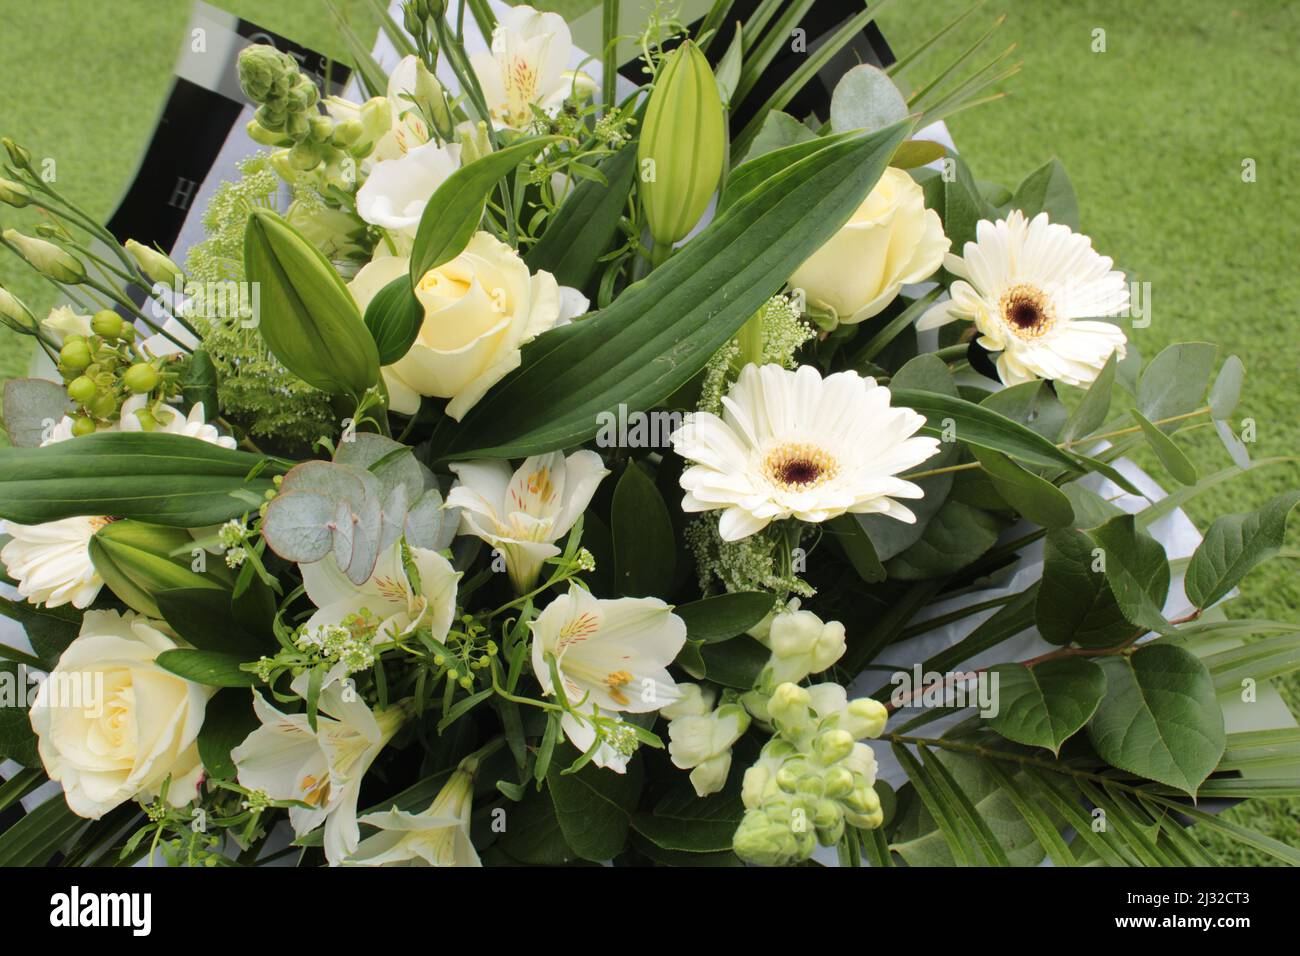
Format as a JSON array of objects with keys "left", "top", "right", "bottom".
[
  {"left": 29, "top": 610, "right": 213, "bottom": 819},
  {"left": 356, "top": 139, "right": 462, "bottom": 235},
  {"left": 789, "top": 166, "right": 950, "bottom": 323},
  {"left": 349, "top": 232, "right": 585, "bottom": 420}
]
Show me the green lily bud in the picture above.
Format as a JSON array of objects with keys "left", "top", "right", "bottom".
[
  {"left": 358, "top": 97, "right": 393, "bottom": 145},
  {"left": 0, "top": 176, "right": 32, "bottom": 207},
  {"left": 3, "top": 228, "right": 86, "bottom": 283},
  {"left": 124, "top": 238, "right": 183, "bottom": 288},
  {"left": 637, "top": 40, "right": 726, "bottom": 246},
  {"left": 0, "top": 284, "right": 36, "bottom": 333},
  {"left": 238, "top": 44, "right": 297, "bottom": 103},
  {"left": 243, "top": 208, "right": 379, "bottom": 397},
  {"left": 89, "top": 520, "right": 233, "bottom": 619},
  {"left": 413, "top": 59, "right": 455, "bottom": 140},
  {"left": 2, "top": 137, "right": 32, "bottom": 170}
]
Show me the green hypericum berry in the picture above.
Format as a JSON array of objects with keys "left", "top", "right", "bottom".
[
  {"left": 87, "top": 391, "right": 117, "bottom": 419},
  {"left": 59, "top": 337, "right": 92, "bottom": 370},
  {"left": 122, "top": 363, "right": 159, "bottom": 394},
  {"left": 91, "top": 309, "right": 124, "bottom": 339},
  {"left": 71, "top": 416, "right": 97, "bottom": 437},
  {"left": 67, "top": 376, "right": 97, "bottom": 405}
]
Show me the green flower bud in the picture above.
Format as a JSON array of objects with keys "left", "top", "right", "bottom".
[
  {"left": 308, "top": 115, "right": 334, "bottom": 144},
  {"left": 0, "top": 176, "right": 32, "bottom": 207},
  {"left": 732, "top": 806, "right": 804, "bottom": 867},
  {"left": 247, "top": 119, "right": 292, "bottom": 147},
  {"left": 767, "top": 681, "right": 812, "bottom": 731},
  {"left": 123, "top": 362, "right": 159, "bottom": 394},
  {"left": 255, "top": 103, "right": 288, "bottom": 132},
  {"left": 238, "top": 44, "right": 297, "bottom": 103},
  {"left": 457, "top": 120, "right": 492, "bottom": 165},
  {"left": 67, "top": 376, "right": 97, "bottom": 405},
  {"left": 59, "top": 337, "right": 92, "bottom": 370},
  {"left": 90, "top": 309, "right": 124, "bottom": 339},
  {"left": 413, "top": 58, "right": 455, "bottom": 140},
  {"left": 331, "top": 120, "right": 363, "bottom": 149},
  {"left": 286, "top": 112, "right": 312, "bottom": 141},
  {"left": 3, "top": 228, "right": 86, "bottom": 283},
  {"left": 288, "top": 77, "right": 320, "bottom": 111},
  {"left": 87, "top": 390, "right": 118, "bottom": 419},
  {"left": 843, "top": 697, "right": 889, "bottom": 740},
  {"left": 813, "top": 728, "right": 855, "bottom": 765},
  {"left": 2, "top": 137, "right": 32, "bottom": 170},
  {"left": 0, "top": 284, "right": 36, "bottom": 333},
  {"left": 359, "top": 97, "right": 393, "bottom": 145},
  {"left": 637, "top": 41, "right": 726, "bottom": 246},
  {"left": 288, "top": 139, "right": 321, "bottom": 171},
  {"left": 823, "top": 765, "right": 855, "bottom": 799},
  {"left": 844, "top": 783, "right": 881, "bottom": 817},
  {"left": 71, "top": 415, "right": 97, "bottom": 437},
  {"left": 242, "top": 208, "right": 379, "bottom": 397},
  {"left": 89, "top": 519, "right": 233, "bottom": 619},
  {"left": 124, "top": 239, "right": 183, "bottom": 288}
]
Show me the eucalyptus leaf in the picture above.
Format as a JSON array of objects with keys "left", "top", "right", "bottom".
[
  {"left": 1132, "top": 410, "right": 1197, "bottom": 485},
  {"left": 2, "top": 378, "right": 72, "bottom": 447},
  {"left": 1137, "top": 342, "right": 1217, "bottom": 432},
  {"left": 886, "top": 499, "right": 1000, "bottom": 580},
  {"left": 1059, "top": 352, "right": 1117, "bottom": 444},
  {"left": 1208, "top": 354, "right": 1244, "bottom": 421},
  {"left": 830, "top": 64, "right": 908, "bottom": 135},
  {"left": 971, "top": 447, "right": 1074, "bottom": 528}
]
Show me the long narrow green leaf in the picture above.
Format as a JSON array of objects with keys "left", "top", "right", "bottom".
[
  {"left": 0, "top": 768, "right": 44, "bottom": 814},
  {"left": 731, "top": 0, "right": 816, "bottom": 108},
  {"left": 1023, "top": 769, "right": 1130, "bottom": 866},
  {"left": 890, "top": 743, "right": 974, "bottom": 865},
  {"left": 919, "top": 744, "right": 1011, "bottom": 865},
  {"left": 982, "top": 760, "right": 1076, "bottom": 866},
  {"left": 887, "top": 0, "right": 984, "bottom": 77},
  {"left": 860, "top": 825, "right": 895, "bottom": 867},
  {"left": 442, "top": 121, "right": 911, "bottom": 459},
  {"left": 1138, "top": 799, "right": 1219, "bottom": 866},
  {"left": 1141, "top": 792, "right": 1300, "bottom": 866},
  {"left": 0, "top": 794, "right": 85, "bottom": 866},
  {"left": 1079, "top": 781, "right": 1173, "bottom": 867}
]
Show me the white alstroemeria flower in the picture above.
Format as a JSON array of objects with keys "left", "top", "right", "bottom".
[
  {"left": 671, "top": 363, "right": 940, "bottom": 541},
  {"left": 530, "top": 585, "right": 687, "bottom": 771},
  {"left": 918, "top": 210, "right": 1129, "bottom": 387},
  {"left": 347, "top": 761, "right": 480, "bottom": 867},
  {"left": 665, "top": 684, "right": 751, "bottom": 797},
  {"left": 560, "top": 703, "right": 636, "bottom": 773},
  {"left": 447, "top": 450, "right": 608, "bottom": 593},
  {"left": 231, "top": 676, "right": 407, "bottom": 866},
  {"left": 118, "top": 395, "right": 236, "bottom": 450},
  {"left": 469, "top": 5, "right": 596, "bottom": 129},
  {"left": 300, "top": 541, "right": 460, "bottom": 646},
  {"left": 357, "top": 139, "right": 462, "bottom": 234},
  {"left": 1, "top": 516, "right": 110, "bottom": 609}
]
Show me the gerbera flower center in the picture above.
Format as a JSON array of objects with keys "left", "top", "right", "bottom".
[
  {"left": 764, "top": 442, "right": 840, "bottom": 492},
  {"left": 999, "top": 283, "right": 1056, "bottom": 339}
]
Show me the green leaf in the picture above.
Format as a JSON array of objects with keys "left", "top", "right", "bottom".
[
  {"left": 0, "top": 792, "right": 85, "bottom": 866},
  {"left": 1185, "top": 491, "right": 1300, "bottom": 610},
  {"left": 196, "top": 688, "right": 259, "bottom": 780},
  {"left": 409, "top": 135, "right": 560, "bottom": 283},
  {"left": 986, "top": 659, "right": 1106, "bottom": 754},
  {"left": 1087, "top": 514, "right": 1171, "bottom": 635},
  {"left": 830, "top": 514, "right": 886, "bottom": 583},
  {"left": 0, "top": 660, "right": 39, "bottom": 765},
  {"left": 155, "top": 589, "right": 269, "bottom": 658},
  {"left": 1059, "top": 352, "right": 1117, "bottom": 444},
  {"left": 610, "top": 461, "right": 675, "bottom": 598},
  {"left": 938, "top": 155, "right": 995, "bottom": 249},
  {"left": 1208, "top": 354, "right": 1245, "bottom": 420},
  {"left": 526, "top": 143, "right": 637, "bottom": 290},
  {"left": 890, "top": 388, "right": 1083, "bottom": 472},
  {"left": 0, "top": 595, "right": 79, "bottom": 667},
  {"left": 696, "top": 635, "right": 768, "bottom": 689},
  {"left": 2, "top": 378, "right": 71, "bottom": 447},
  {"left": 442, "top": 122, "right": 912, "bottom": 459},
  {"left": 1131, "top": 410, "right": 1196, "bottom": 485},
  {"left": 155, "top": 649, "right": 259, "bottom": 687},
  {"left": 979, "top": 381, "right": 1067, "bottom": 442},
  {"left": 971, "top": 447, "right": 1074, "bottom": 528},
  {"left": 0, "top": 432, "right": 285, "bottom": 527},
  {"left": 1036, "top": 527, "right": 1134, "bottom": 648},
  {"left": 546, "top": 744, "right": 642, "bottom": 862},
  {"left": 244, "top": 209, "right": 379, "bottom": 397},
  {"left": 180, "top": 349, "right": 220, "bottom": 420},
  {"left": 673, "top": 592, "right": 773, "bottom": 644},
  {"left": 731, "top": 110, "right": 818, "bottom": 169},
  {"left": 1140, "top": 792, "right": 1300, "bottom": 866},
  {"left": 362, "top": 274, "right": 423, "bottom": 366},
  {"left": 886, "top": 499, "right": 1000, "bottom": 580},
  {"left": 631, "top": 781, "right": 745, "bottom": 853},
  {"left": 494, "top": 783, "right": 581, "bottom": 865},
  {"left": 1010, "top": 157, "right": 1079, "bottom": 230},
  {"left": 829, "top": 63, "right": 908, "bottom": 134},
  {"left": 1087, "top": 644, "right": 1226, "bottom": 795},
  {"left": 1137, "top": 342, "right": 1217, "bottom": 432}
]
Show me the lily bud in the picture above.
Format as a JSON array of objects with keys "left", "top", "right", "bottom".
[
  {"left": 124, "top": 238, "right": 183, "bottom": 288},
  {"left": 243, "top": 208, "right": 379, "bottom": 397},
  {"left": 637, "top": 41, "right": 726, "bottom": 246},
  {"left": 0, "top": 176, "right": 32, "bottom": 207},
  {"left": 3, "top": 228, "right": 86, "bottom": 284},
  {"left": 89, "top": 519, "right": 233, "bottom": 619}
]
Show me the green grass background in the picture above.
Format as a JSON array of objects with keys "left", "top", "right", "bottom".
[{"left": 0, "top": 0, "right": 1296, "bottom": 862}]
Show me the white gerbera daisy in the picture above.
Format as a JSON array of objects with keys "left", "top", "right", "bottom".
[
  {"left": 670, "top": 364, "right": 940, "bottom": 542},
  {"left": 917, "top": 210, "right": 1129, "bottom": 387}
]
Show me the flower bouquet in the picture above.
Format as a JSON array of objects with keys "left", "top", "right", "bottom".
[{"left": 1, "top": 0, "right": 1297, "bottom": 869}]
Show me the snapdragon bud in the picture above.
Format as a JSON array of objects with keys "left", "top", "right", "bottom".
[
  {"left": 124, "top": 239, "right": 183, "bottom": 288},
  {"left": 767, "top": 682, "right": 813, "bottom": 732},
  {"left": 3, "top": 228, "right": 86, "bottom": 283},
  {"left": 732, "top": 802, "right": 813, "bottom": 867},
  {"left": 813, "top": 728, "right": 855, "bottom": 766},
  {"left": 238, "top": 44, "right": 297, "bottom": 103},
  {"left": 843, "top": 697, "right": 889, "bottom": 740}
]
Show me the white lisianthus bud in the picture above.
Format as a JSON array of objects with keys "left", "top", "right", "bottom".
[
  {"left": 3, "top": 228, "right": 86, "bottom": 283},
  {"left": 124, "top": 239, "right": 183, "bottom": 288},
  {"left": 0, "top": 176, "right": 32, "bottom": 207},
  {"left": 0, "top": 284, "right": 36, "bottom": 333}
]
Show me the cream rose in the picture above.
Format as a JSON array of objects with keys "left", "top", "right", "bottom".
[
  {"left": 789, "top": 166, "right": 949, "bottom": 323},
  {"left": 349, "top": 231, "right": 583, "bottom": 420},
  {"left": 29, "top": 610, "right": 213, "bottom": 819}
]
